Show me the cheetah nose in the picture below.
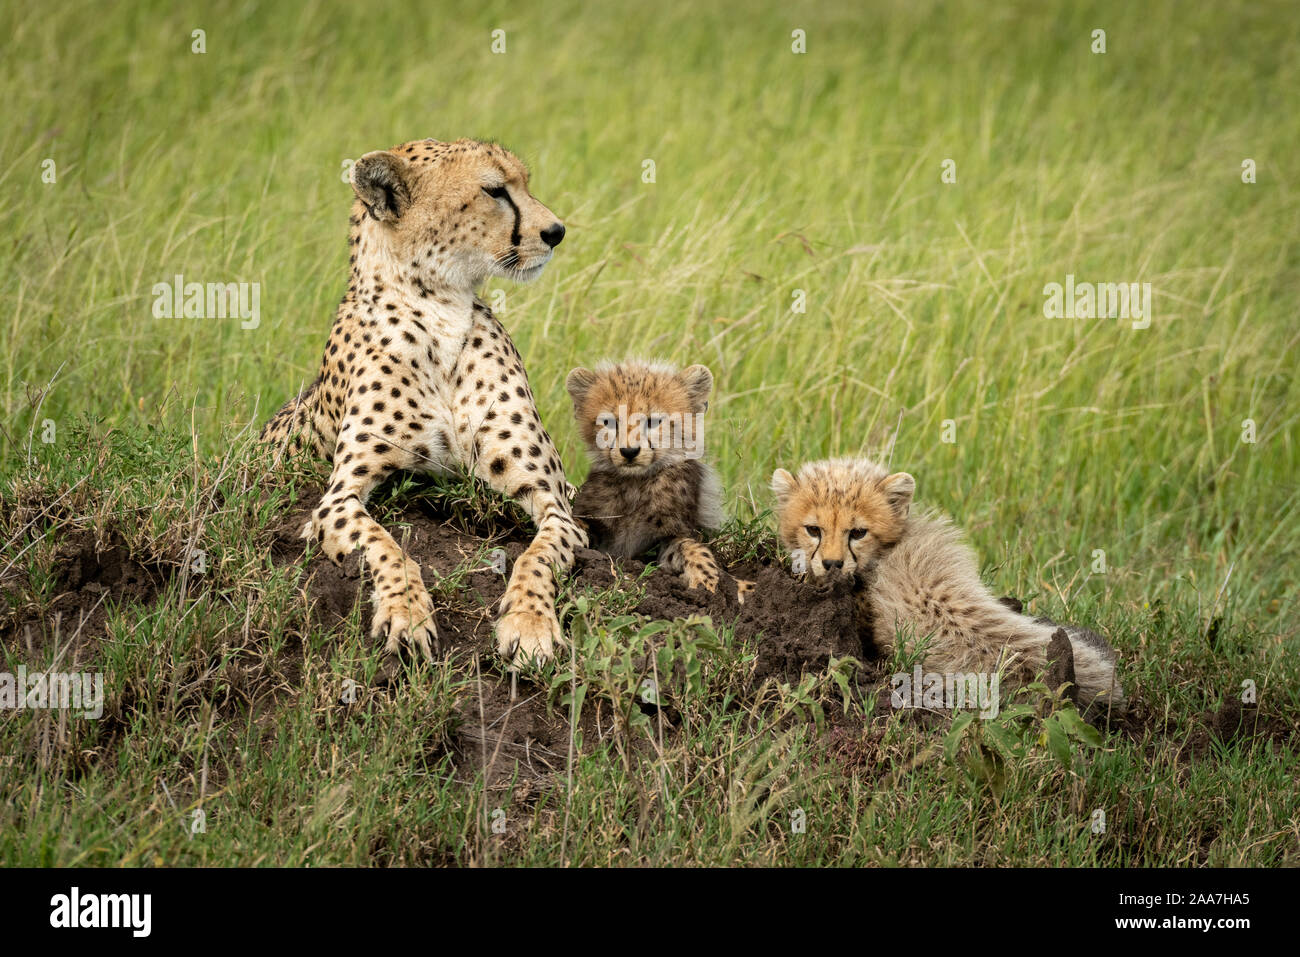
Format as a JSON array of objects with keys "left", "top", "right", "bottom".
[
  {"left": 540, "top": 222, "right": 565, "bottom": 248},
  {"left": 822, "top": 559, "right": 844, "bottom": 571},
  {"left": 619, "top": 446, "right": 640, "bottom": 461}
]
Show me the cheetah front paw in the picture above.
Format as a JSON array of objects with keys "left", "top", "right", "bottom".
[
  {"left": 495, "top": 607, "right": 562, "bottom": 667},
  {"left": 736, "top": 578, "right": 756, "bottom": 604},
  {"left": 372, "top": 583, "right": 438, "bottom": 662}
]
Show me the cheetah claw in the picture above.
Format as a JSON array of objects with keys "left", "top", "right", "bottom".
[
  {"left": 372, "top": 587, "right": 438, "bottom": 662},
  {"left": 495, "top": 607, "right": 563, "bottom": 668}
]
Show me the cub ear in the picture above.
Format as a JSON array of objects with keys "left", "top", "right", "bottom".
[
  {"left": 351, "top": 150, "right": 412, "bottom": 223},
  {"left": 770, "top": 468, "right": 797, "bottom": 507},
  {"left": 881, "top": 472, "right": 915, "bottom": 517},
  {"left": 680, "top": 364, "right": 713, "bottom": 411},
  {"left": 565, "top": 367, "right": 598, "bottom": 406}
]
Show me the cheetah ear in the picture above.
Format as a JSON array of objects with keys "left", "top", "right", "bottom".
[
  {"left": 680, "top": 364, "right": 713, "bottom": 412},
  {"left": 351, "top": 151, "right": 411, "bottom": 223},
  {"left": 771, "top": 468, "right": 797, "bottom": 508},
  {"left": 565, "top": 367, "right": 597, "bottom": 406},
  {"left": 881, "top": 472, "right": 915, "bottom": 518}
]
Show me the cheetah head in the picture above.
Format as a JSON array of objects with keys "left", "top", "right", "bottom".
[
  {"left": 566, "top": 361, "right": 712, "bottom": 477},
  {"left": 771, "top": 458, "right": 914, "bottom": 577},
  {"left": 349, "top": 138, "right": 565, "bottom": 290}
]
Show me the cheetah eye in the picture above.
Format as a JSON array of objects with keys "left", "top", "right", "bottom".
[
  {"left": 596, "top": 414, "right": 616, "bottom": 429},
  {"left": 647, "top": 415, "right": 665, "bottom": 429},
  {"left": 483, "top": 185, "right": 509, "bottom": 200},
  {"left": 849, "top": 528, "right": 868, "bottom": 541},
  {"left": 804, "top": 525, "right": 821, "bottom": 538}
]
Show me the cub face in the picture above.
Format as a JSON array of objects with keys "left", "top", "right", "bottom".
[
  {"left": 566, "top": 361, "right": 712, "bottom": 477},
  {"left": 771, "top": 458, "right": 914, "bottom": 576},
  {"left": 350, "top": 138, "right": 565, "bottom": 288}
]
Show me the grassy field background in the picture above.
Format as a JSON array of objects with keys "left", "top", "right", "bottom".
[{"left": 1, "top": 0, "right": 1298, "bottom": 866}]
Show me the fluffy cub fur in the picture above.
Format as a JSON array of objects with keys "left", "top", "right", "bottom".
[
  {"left": 567, "top": 360, "right": 740, "bottom": 595},
  {"left": 772, "top": 457, "right": 1124, "bottom": 719}
]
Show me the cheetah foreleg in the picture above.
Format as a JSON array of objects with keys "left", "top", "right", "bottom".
[{"left": 305, "top": 462, "right": 437, "bottom": 661}]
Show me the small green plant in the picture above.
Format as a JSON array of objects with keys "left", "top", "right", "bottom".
[
  {"left": 710, "top": 510, "right": 784, "bottom": 566},
  {"left": 550, "top": 596, "right": 731, "bottom": 744},
  {"left": 942, "top": 683, "right": 1105, "bottom": 796}
]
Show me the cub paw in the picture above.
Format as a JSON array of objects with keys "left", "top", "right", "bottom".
[
  {"left": 495, "top": 606, "right": 562, "bottom": 667},
  {"left": 682, "top": 563, "right": 720, "bottom": 593},
  {"left": 736, "top": 578, "right": 756, "bottom": 605},
  {"left": 372, "top": 582, "right": 437, "bottom": 662}
]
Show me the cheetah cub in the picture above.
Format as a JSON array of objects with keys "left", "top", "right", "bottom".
[
  {"left": 772, "top": 458, "right": 1124, "bottom": 718},
  {"left": 567, "top": 361, "right": 750, "bottom": 600}
]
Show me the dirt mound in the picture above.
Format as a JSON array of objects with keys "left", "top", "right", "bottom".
[
  {"left": 261, "top": 492, "right": 869, "bottom": 783},
  {"left": 1, "top": 528, "right": 172, "bottom": 660},
  {"left": 10, "top": 486, "right": 1291, "bottom": 787},
  {"left": 268, "top": 495, "right": 867, "bottom": 684},
  {"left": 1180, "top": 696, "right": 1292, "bottom": 758},
  {"left": 2, "top": 482, "right": 871, "bottom": 784}
]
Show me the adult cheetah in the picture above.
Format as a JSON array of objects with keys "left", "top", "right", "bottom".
[{"left": 260, "top": 138, "right": 585, "bottom": 666}]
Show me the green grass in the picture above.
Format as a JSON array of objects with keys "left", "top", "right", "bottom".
[{"left": 1, "top": 0, "right": 1298, "bottom": 866}]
